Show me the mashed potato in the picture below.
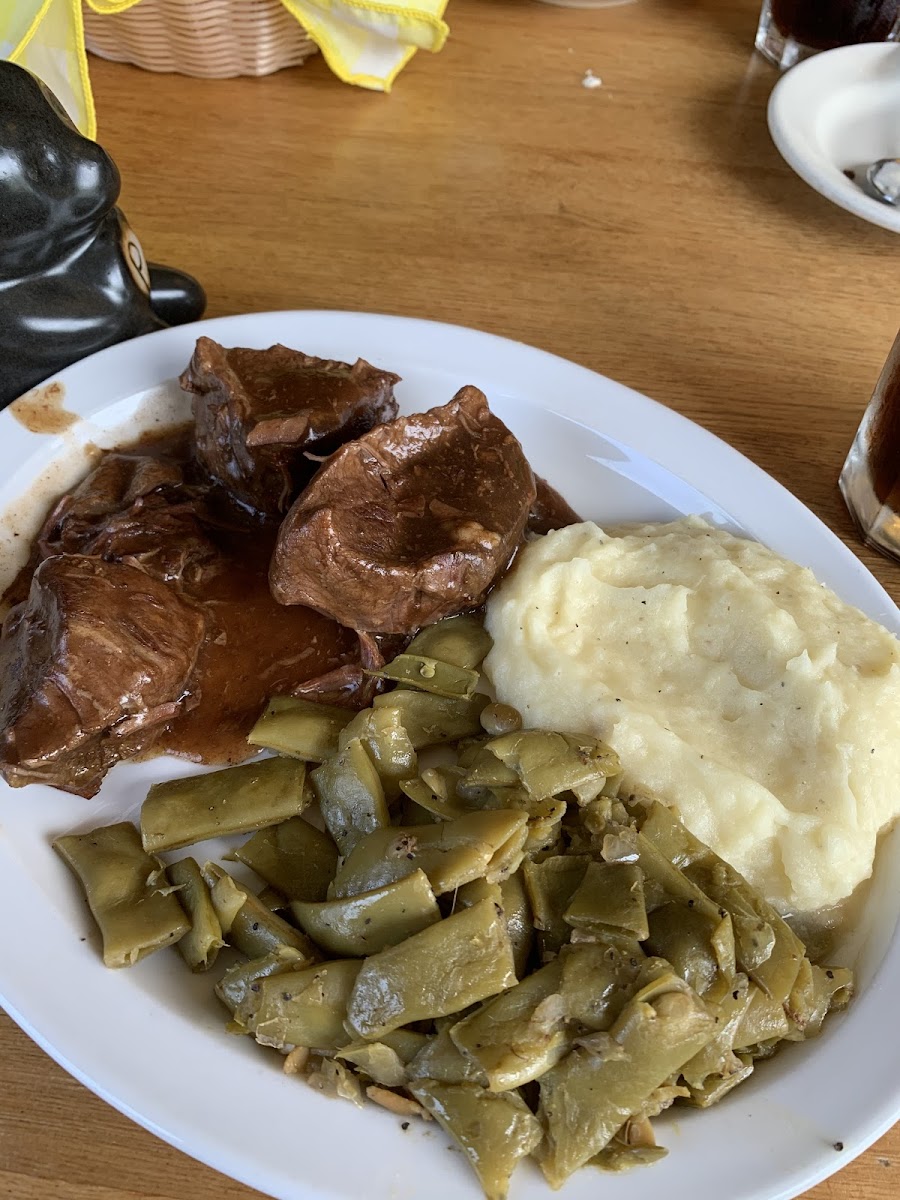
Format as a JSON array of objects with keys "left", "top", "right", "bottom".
[{"left": 484, "top": 517, "right": 900, "bottom": 915}]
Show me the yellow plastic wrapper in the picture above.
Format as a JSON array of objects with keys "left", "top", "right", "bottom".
[{"left": 2, "top": 0, "right": 451, "bottom": 138}]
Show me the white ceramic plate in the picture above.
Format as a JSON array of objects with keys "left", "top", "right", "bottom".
[
  {"left": 1, "top": 310, "right": 899, "bottom": 1200},
  {"left": 768, "top": 43, "right": 900, "bottom": 234}
]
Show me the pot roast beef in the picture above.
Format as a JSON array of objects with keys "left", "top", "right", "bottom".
[
  {"left": 37, "top": 453, "right": 217, "bottom": 584},
  {"left": 269, "top": 386, "right": 537, "bottom": 633},
  {"left": 0, "top": 556, "right": 205, "bottom": 797},
  {"left": 180, "top": 338, "right": 400, "bottom": 515}
]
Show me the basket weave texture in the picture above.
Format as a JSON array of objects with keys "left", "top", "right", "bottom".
[{"left": 83, "top": 0, "right": 318, "bottom": 78}]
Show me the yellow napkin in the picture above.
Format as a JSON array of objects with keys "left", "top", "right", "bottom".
[{"left": 2, "top": 0, "right": 450, "bottom": 139}]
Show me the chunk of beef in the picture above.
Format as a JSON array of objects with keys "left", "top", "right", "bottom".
[
  {"left": 527, "top": 475, "right": 582, "bottom": 536},
  {"left": 37, "top": 453, "right": 217, "bottom": 585},
  {"left": 270, "top": 386, "right": 537, "bottom": 634},
  {"left": 0, "top": 556, "right": 205, "bottom": 797},
  {"left": 180, "top": 337, "right": 400, "bottom": 515}
]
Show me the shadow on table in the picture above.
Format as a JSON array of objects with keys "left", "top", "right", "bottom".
[{"left": 696, "top": 52, "right": 900, "bottom": 249}]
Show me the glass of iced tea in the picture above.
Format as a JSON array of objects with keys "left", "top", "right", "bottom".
[
  {"left": 757, "top": 0, "right": 900, "bottom": 68},
  {"left": 840, "top": 332, "right": 900, "bottom": 563}
]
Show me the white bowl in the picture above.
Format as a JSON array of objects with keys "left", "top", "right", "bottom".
[{"left": 768, "top": 43, "right": 900, "bottom": 233}]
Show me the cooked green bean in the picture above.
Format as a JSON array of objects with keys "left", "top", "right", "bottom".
[
  {"left": 203, "top": 862, "right": 318, "bottom": 962},
  {"left": 486, "top": 729, "right": 620, "bottom": 803},
  {"left": 500, "top": 870, "right": 534, "bottom": 978},
  {"left": 644, "top": 902, "right": 720, "bottom": 996},
  {"left": 558, "top": 942, "right": 643, "bottom": 1031},
  {"left": 345, "top": 898, "right": 517, "bottom": 1039},
  {"left": 54, "top": 822, "right": 190, "bottom": 969},
  {"left": 141, "top": 756, "right": 308, "bottom": 854},
  {"left": 336, "top": 1030, "right": 428, "bottom": 1087},
  {"left": 407, "top": 1025, "right": 489, "bottom": 1086},
  {"left": 564, "top": 860, "right": 649, "bottom": 943},
  {"left": 681, "top": 975, "right": 753, "bottom": 1097},
  {"left": 369, "top": 654, "right": 480, "bottom": 700},
  {"left": 338, "top": 705, "right": 417, "bottom": 799},
  {"left": 538, "top": 968, "right": 716, "bottom": 1186},
  {"left": 290, "top": 870, "right": 440, "bottom": 956},
  {"left": 450, "top": 959, "right": 568, "bottom": 1090},
  {"left": 229, "top": 816, "right": 338, "bottom": 903},
  {"left": 523, "top": 854, "right": 591, "bottom": 958},
  {"left": 398, "top": 773, "right": 468, "bottom": 820},
  {"left": 405, "top": 615, "right": 493, "bottom": 670},
  {"left": 372, "top": 689, "right": 489, "bottom": 749},
  {"left": 215, "top": 947, "right": 307, "bottom": 1015},
  {"left": 636, "top": 801, "right": 805, "bottom": 1006},
  {"left": 167, "top": 857, "right": 225, "bottom": 971},
  {"left": 732, "top": 982, "right": 792, "bottom": 1051},
  {"left": 409, "top": 1081, "right": 542, "bottom": 1200},
  {"left": 331, "top": 809, "right": 529, "bottom": 899},
  {"left": 310, "top": 738, "right": 389, "bottom": 855},
  {"left": 239, "top": 959, "right": 361, "bottom": 1051},
  {"left": 247, "top": 696, "right": 352, "bottom": 760}
]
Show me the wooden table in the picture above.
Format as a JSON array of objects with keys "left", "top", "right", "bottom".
[{"left": 1, "top": 0, "right": 898, "bottom": 1196}]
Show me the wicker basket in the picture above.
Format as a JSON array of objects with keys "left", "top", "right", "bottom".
[{"left": 83, "top": 0, "right": 318, "bottom": 78}]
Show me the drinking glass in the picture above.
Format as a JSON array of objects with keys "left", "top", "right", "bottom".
[
  {"left": 756, "top": 0, "right": 900, "bottom": 69},
  {"left": 840, "top": 330, "right": 900, "bottom": 563}
]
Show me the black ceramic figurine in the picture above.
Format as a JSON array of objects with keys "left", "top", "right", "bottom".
[{"left": 0, "top": 61, "right": 206, "bottom": 409}]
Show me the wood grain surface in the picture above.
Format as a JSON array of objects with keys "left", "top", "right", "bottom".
[{"left": 1, "top": 0, "right": 898, "bottom": 1196}]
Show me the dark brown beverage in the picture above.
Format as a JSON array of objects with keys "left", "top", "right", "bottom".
[{"left": 771, "top": 0, "right": 900, "bottom": 49}]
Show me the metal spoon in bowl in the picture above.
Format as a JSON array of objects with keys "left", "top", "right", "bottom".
[{"left": 867, "top": 158, "right": 900, "bottom": 205}]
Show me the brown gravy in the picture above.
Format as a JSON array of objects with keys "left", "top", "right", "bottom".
[
  {"left": 9, "top": 381, "right": 79, "bottom": 434},
  {"left": 4, "top": 425, "right": 357, "bottom": 768}
]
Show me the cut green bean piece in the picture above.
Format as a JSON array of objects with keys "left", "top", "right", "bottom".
[
  {"left": 141, "top": 757, "right": 308, "bottom": 854},
  {"left": 203, "top": 863, "right": 318, "bottom": 962},
  {"left": 644, "top": 902, "right": 720, "bottom": 996},
  {"left": 336, "top": 1029, "right": 428, "bottom": 1087},
  {"left": 230, "top": 816, "right": 339, "bottom": 903},
  {"left": 685, "top": 1055, "right": 754, "bottom": 1108},
  {"left": 732, "top": 983, "right": 792, "bottom": 1051},
  {"left": 332, "top": 809, "right": 529, "bottom": 899},
  {"left": 500, "top": 871, "right": 534, "bottom": 978},
  {"left": 54, "top": 822, "right": 190, "bottom": 969},
  {"left": 594, "top": 1142, "right": 669, "bottom": 1174},
  {"left": 407, "top": 1025, "right": 489, "bottom": 1086},
  {"left": 346, "top": 898, "right": 517, "bottom": 1039},
  {"left": 247, "top": 696, "right": 352, "bottom": 760},
  {"left": 802, "top": 965, "right": 854, "bottom": 1039},
  {"left": 409, "top": 1081, "right": 542, "bottom": 1200},
  {"left": 523, "top": 855, "right": 591, "bottom": 958},
  {"left": 450, "top": 959, "right": 568, "bottom": 1091},
  {"left": 398, "top": 774, "right": 468, "bottom": 821},
  {"left": 558, "top": 943, "right": 644, "bottom": 1031},
  {"left": 167, "top": 856, "right": 225, "bottom": 971},
  {"left": 338, "top": 706, "right": 417, "bottom": 799},
  {"left": 372, "top": 690, "right": 489, "bottom": 749},
  {"left": 369, "top": 654, "right": 480, "bottom": 701},
  {"left": 637, "top": 801, "right": 805, "bottom": 1005},
  {"left": 681, "top": 975, "right": 753, "bottom": 1093},
  {"left": 486, "top": 730, "right": 620, "bottom": 803},
  {"left": 239, "top": 959, "right": 361, "bottom": 1051},
  {"left": 538, "top": 969, "right": 716, "bottom": 1187},
  {"left": 311, "top": 738, "right": 389, "bottom": 856},
  {"left": 290, "top": 870, "right": 440, "bottom": 956},
  {"left": 564, "top": 860, "right": 649, "bottom": 943},
  {"left": 405, "top": 615, "right": 493, "bottom": 670},
  {"left": 216, "top": 946, "right": 306, "bottom": 1016}
]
